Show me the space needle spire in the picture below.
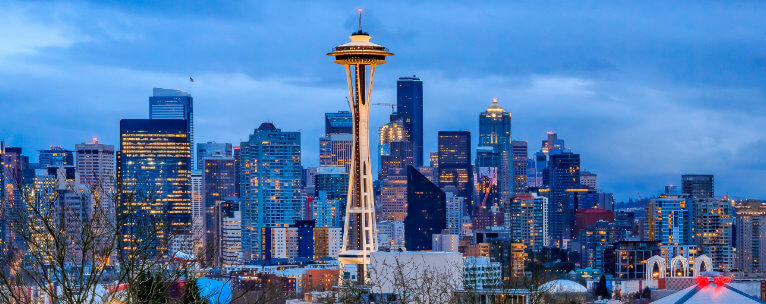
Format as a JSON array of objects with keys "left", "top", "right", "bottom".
[{"left": 327, "top": 10, "right": 393, "bottom": 284}]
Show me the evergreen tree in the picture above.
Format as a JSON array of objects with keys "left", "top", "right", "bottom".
[
  {"left": 180, "top": 278, "right": 209, "bottom": 304},
  {"left": 595, "top": 274, "right": 609, "bottom": 299},
  {"left": 133, "top": 271, "right": 170, "bottom": 304}
]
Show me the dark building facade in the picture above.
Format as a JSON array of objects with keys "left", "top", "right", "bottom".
[
  {"left": 405, "top": 166, "right": 446, "bottom": 251},
  {"left": 478, "top": 98, "right": 512, "bottom": 202},
  {"left": 605, "top": 241, "right": 661, "bottom": 279},
  {"left": 682, "top": 174, "right": 714, "bottom": 198},
  {"left": 437, "top": 131, "right": 473, "bottom": 211},
  {"left": 547, "top": 151, "right": 581, "bottom": 247},
  {"left": 397, "top": 76, "right": 424, "bottom": 167},
  {"left": 203, "top": 157, "right": 236, "bottom": 261}
]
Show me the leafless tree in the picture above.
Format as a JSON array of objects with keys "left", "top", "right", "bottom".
[{"left": 0, "top": 174, "right": 227, "bottom": 303}]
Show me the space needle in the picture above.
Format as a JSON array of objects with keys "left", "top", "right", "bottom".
[{"left": 327, "top": 10, "right": 393, "bottom": 284}]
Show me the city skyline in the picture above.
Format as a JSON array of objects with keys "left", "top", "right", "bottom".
[{"left": 2, "top": 1, "right": 766, "bottom": 201}]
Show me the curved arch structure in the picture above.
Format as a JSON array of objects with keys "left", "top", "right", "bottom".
[
  {"left": 646, "top": 255, "right": 667, "bottom": 281},
  {"left": 670, "top": 255, "right": 690, "bottom": 277},
  {"left": 693, "top": 255, "right": 713, "bottom": 277}
]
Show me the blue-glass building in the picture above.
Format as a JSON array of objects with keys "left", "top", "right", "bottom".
[
  {"left": 38, "top": 146, "right": 74, "bottom": 168},
  {"left": 203, "top": 157, "right": 236, "bottom": 262},
  {"left": 405, "top": 166, "right": 446, "bottom": 251},
  {"left": 397, "top": 76, "right": 423, "bottom": 167},
  {"left": 239, "top": 122, "right": 302, "bottom": 262},
  {"left": 118, "top": 119, "right": 192, "bottom": 254},
  {"left": 150, "top": 88, "right": 194, "bottom": 167},
  {"left": 547, "top": 151, "right": 581, "bottom": 247},
  {"left": 324, "top": 111, "right": 353, "bottom": 135},
  {"left": 478, "top": 99, "right": 512, "bottom": 203}
]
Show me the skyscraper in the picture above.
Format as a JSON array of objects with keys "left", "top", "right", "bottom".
[
  {"left": 325, "top": 111, "right": 353, "bottom": 135},
  {"left": 38, "top": 146, "right": 74, "bottom": 168},
  {"left": 693, "top": 198, "right": 733, "bottom": 271},
  {"left": 405, "top": 166, "right": 446, "bottom": 251},
  {"left": 203, "top": 157, "right": 236, "bottom": 262},
  {"left": 445, "top": 192, "right": 465, "bottom": 236},
  {"left": 511, "top": 140, "right": 528, "bottom": 196},
  {"left": 328, "top": 23, "right": 392, "bottom": 282},
  {"left": 149, "top": 88, "right": 194, "bottom": 167},
  {"left": 509, "top": 193, "right": 549, "bottom": 251},
  {"left": 648, "top": 194, "right": 694, "bottom": 245},
  {"left": 191, "top": 170, "right": 204, "bottom": 253},
  {"left": 682, "top": 174, "right": 714, "bottom": 198},
  {"left": 233, "top": 146, "right": 241, "bottom": 198},
  {"left": 196, "top": 142, "right": 232, "bottom": 170},
  {"left": 314, "top": 166, "right": 348, "bottom": 227},
  {"left": 118, "top": 119, "right": 192, "bottom": 255},
  {"left": 546, "top": 150, "right": 580, "bottom": 246},
  {"left": 438, "top": 131, "right": 473, "bottom": 211},
  {"left": 75, "top": 139, "right": 115, "bottom": 190},
  {"left": 214, "top": 199, "right": 241, "bottom": 266},
  {"left": 379, "top": 167, "right": 407, "bottom": 221},
  {"left": 735, "top": 200, "right": 766, "bottom": 274},
  {"left": 319, "top": 134, "right": 353, "bottom": 172},
  {"left": 378, "top": 118, "right": 413, "bottom": 181},
  {"left": 478, "top": 98, "right": 512, "bottom": 202},
  {"left": 397, "top": 76, "right": 423, "bottom": 167},
  {"left": 239, "top": 122, "right": 302, "bottom": 262}
]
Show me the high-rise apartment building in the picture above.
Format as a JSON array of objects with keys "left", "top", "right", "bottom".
[
  {"left": 239, "top": 122, "right": 302, "bottom": 262},
  {"left": 379, "top": 167, "right": 408, "bottom": 221},
  {"left": 437, "top": 131, "right": 472, "bottom": 211},
  {"left": 511, "top": 140, "right": 528, "bottom": 196},
  {"left": 397, "top": 76, "right": 423, "bottom": 167},
  {"left": 648, "top": 194, "right": 694, "bottom": 245},
  {"left": 118, "top": 119, "right": 192, "bottom": 255},
  {"left": 682, "top": 174, "right": 714, "bottom": 198},
  {"left": 75, "top": 139, "right": 115, "bottom": 189},
  {"left": 735, "top": 200, "right": 766, "bottom": 274},
  {"left": 214, "top": 199, "right": 241, "bottom": 266},
  {"left": 149, "top": 88, "right": 193, "bottom": 167},
  {"left": 694, "top": 198, "right": 733, "bottom": 271},
  {"left": 38, "top": 146, "right": 74, "bottom": 168},
  {"left": 509, "top": 193, "right": 549, "bottom": 251},
  {"left": 191, "top": 170, "right": 204, "bottom": 253},
  {"left": 377, "top": 220, "right": 405, "bottom": 251},
  {"left": 446, "top": 192, "right": 465, "bottom": 236},
  {"left": 405, "top": 166, "right": 446, "bottom": 251},
  {"left": 580, "top": 170, "right": 597, "bottom": 189},
  {"left": 196, "top": 142, "right": 232, "bottom": 170}
]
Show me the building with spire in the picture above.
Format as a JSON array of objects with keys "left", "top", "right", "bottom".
[
  {"left": 327, "top": 16, "right": 393, "bottom": 283},
  {"left": 478, "top": 98, "right": 512, "bottom": 203}
]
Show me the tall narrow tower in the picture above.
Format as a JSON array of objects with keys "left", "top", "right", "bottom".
[{"left": 328, "top": 12, "right": 393, "bottom": 283}]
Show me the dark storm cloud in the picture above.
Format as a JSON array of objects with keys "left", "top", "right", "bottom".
[{"left": 1, "top": 1, "right": 765, "bottom": 200}]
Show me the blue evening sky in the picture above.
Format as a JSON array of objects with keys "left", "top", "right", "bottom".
[{"left": 1, "top": 1, "right": 764, "bottom": 201}]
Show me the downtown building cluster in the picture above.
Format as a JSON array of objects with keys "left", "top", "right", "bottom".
[{"left": 0, "top": 70, "right": 763, "bottom": 303}]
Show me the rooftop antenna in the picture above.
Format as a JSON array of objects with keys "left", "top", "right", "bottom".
[{"left": 358, "top": 9, "right": 362, "bottom": 32}]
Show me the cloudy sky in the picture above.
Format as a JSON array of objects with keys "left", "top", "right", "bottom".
[{"left": 1, "top": 1, "right": 764, "bottom": 201}]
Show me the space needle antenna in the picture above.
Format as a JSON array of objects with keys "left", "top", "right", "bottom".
[{"left": 358, "top": 9, "right": 363, "bottom": 31}]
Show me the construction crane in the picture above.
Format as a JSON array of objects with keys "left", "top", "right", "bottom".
[{"left": 372, "top": 103, "right": 396, "bottom": 114}]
